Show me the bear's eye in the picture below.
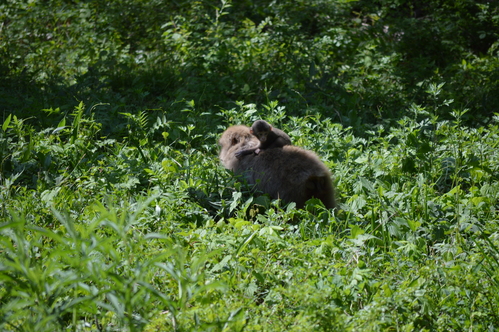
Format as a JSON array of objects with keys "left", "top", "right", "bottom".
[{"left": 231, "top": 138, "right": 238, "bottom": 145}]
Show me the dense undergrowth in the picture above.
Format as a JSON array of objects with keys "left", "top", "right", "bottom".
[{"left": 1, "top": 0, "right": 499, "bottom": 331}]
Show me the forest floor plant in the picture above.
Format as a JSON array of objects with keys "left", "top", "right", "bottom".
[
  {"left": 1, "top": 0, "right": 498, "bottom": 330},
  {"left": 1, "top": 98, "right": 499, "bottom": 331}
]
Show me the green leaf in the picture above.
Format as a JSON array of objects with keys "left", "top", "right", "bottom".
[
  {"left": 350, "top": 225, "right": 365, "bottom": 239},
  {"left": 236, "top": 230, "right": 258, "bottom": 257},
  {"left": 2, "top": 113, "right": 11, "bottom": 132}
]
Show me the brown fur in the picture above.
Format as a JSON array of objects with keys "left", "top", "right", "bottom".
[
  {"left": 235, "top": 120, "right": 291, "bottom": 158},
  {"left": 219, "top": 125, "right": 336, "bottom": 209}
]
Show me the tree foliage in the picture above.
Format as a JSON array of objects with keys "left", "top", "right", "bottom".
[{"left": 1, "top": 0, "right": 498, "bottom": 129}]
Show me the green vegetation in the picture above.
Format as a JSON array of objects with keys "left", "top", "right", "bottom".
[{"left": 1, "top": 0, "right": 498, "bottom": 331}]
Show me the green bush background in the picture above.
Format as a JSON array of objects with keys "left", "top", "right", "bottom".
[{"left": 1, "top": 0, "right": 499, "bottom": 331}]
